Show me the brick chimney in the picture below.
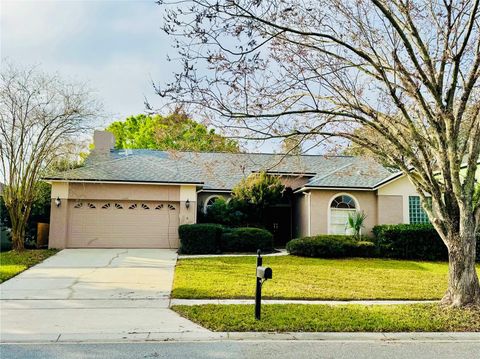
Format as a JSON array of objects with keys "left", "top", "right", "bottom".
[{"left": 93, "top": 130, "right": 115, "bottom": 154}]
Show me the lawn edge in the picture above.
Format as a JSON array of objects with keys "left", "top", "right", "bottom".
[
  {"left": 171, "top": 303, "right": 480, "bottom": 333},
  {"left": 0, "top": 249, "right": 60, "bottom": 284}
]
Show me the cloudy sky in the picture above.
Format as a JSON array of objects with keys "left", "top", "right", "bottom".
[{"left": 1, "top": 0, "right": 177, "bottom": 126}]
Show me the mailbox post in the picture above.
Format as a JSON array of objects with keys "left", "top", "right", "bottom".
[{"left": 255, "top": 249, "right": 272, "bottom": 320}]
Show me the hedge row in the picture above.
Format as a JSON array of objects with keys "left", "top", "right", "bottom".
[
  {"left": 372, "top": 224, "right": 447, "bottom": 260},
  {"left": 287, "top": 224, "right": 480, "bottom": 261},
  {"left": 286, "top": 235, "right": 375, "bottom": 258},
  {"left": 373, "top": 223, "right": 480, "bottom": 261},
  {"left": 178, "top": 224, "right": 274, "bottom": 254},
  {"left": 178, "top": 224, "right": 223, "bottom": 254}
]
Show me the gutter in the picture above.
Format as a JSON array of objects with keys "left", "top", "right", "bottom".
[
  {"left": 44, "top": 178, "right": 204, "bottom": 186},
  {"left": 294, "top": 185, "right": 375, "bottom": 193},
  {"left": 197, "top": 188, "right": 232, "bottom": 193}
]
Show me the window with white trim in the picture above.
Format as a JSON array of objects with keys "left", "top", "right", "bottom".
[{"left": 330, "top": 195, "right": 356, "bottom": 235}]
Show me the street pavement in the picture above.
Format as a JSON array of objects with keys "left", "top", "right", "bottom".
[{"left": 2, "top": 340, "right": 480, "bottom": 359}]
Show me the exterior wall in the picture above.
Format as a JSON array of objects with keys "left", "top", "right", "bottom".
[
  {"left": 51, "top": 182, "right": 69, "bottom": 198},
  {"left": 49, "top": 197, "right": 69, "bottom": 249},
  {"left": 48, "top": 181, "right": 197, "bottom": 249},
  {"left": 377, "top": 175, "right": 420, "bottom": 223},
  {"left": 179, "top": 185, "right": 197, "bottom": 225},
  {"left": 309, "top": 190, "right": 378, "bottom": 236},
  {"left": 68, "top": 182, "right": 180, "bottom": 201},
  {"left": 377, "top": 195, "right": 403, "bottom": 225},
  {"left": 293, "top": 193, "right": 309, "bottom": 238}
]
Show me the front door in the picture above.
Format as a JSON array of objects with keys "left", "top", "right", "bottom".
[{"left": 265, "top": 206, "right": 292, "bottom": 247}]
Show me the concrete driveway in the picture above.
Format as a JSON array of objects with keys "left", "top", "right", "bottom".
[{"left": 0, "top": 249, "right": 208, "bottom": 343}]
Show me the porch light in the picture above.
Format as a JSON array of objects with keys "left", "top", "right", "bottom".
[
  {"left": 185, "top": 199, "right": 190, "bottom": 209},
  {"left": 55, "top": 197, "right": 61, "bottom": 207}
]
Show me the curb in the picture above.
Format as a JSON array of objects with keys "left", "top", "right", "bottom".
[{"left": 2, "top": 332, "right": 479, "bottom": 344}]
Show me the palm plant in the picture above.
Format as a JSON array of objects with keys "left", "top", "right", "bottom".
[{"left": 347, "top": 211, "right": 367, "bottom": 240}]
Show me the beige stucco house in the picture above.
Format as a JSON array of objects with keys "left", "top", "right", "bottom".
[{"left": 44, "top": 131, "right": 428, "bottom": 249}]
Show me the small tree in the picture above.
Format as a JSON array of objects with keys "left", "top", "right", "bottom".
[
  {"left": 0, "top": 64, "right": 100, "bottom": 250},
  {"left": 232, "top": 172, "right": 285, "bottom": 225},
  {"left": 347, "top": 211, "right": 367, "bottom": 240}
]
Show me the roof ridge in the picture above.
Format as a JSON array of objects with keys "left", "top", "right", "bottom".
[{"left": 113, "top": 148, "right": 355, "bottom": 159}]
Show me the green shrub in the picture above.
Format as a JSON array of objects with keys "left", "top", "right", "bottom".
[
  {"left": 372, "top": 224, "right": 448, "bottom": 260},
  {"left": 178, "top": 224, "right": 224, "bottom": 254},
  {"left": 221, "top": 227, "right": 274, "bottom": 253},
  {"left": 201, "top": 198, "right": 247, "bottom": 227},
  {"left": 351, "top": 240, "right": 377, "bottom": 257},
  {"left": 286, "top": 235, "right": 376, "bottom": 258}
]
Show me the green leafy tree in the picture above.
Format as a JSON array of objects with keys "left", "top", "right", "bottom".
[
  {"left": 106, "top": 112, "right": 240, "bottom": 152},
  {"left": 231, "top": 172, "right": 285, "bottom": 225}
]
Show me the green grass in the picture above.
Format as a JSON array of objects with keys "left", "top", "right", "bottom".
[
  {"left": 172, "top": 304, "right": 480, "bottom": 332},
  {"left": 0, "top": 249, "right": 59, "bottom": 283},
  {"left": 172, "top": 256, "right": 468, "bottom": 300}
]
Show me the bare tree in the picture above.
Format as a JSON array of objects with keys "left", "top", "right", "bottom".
[
  {"left": 158, "top": 0, "right": 480, "bottom": 307},
  {"left": 0, "top": 63, "right": 100, "bottom": 250}
]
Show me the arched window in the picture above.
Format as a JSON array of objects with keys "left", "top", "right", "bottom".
[
  {"left": 203, "top": 195, "right": 223, "bottom": 213},
  {"left": 329, "top": 194, "right": 358, "bottom": 235}
]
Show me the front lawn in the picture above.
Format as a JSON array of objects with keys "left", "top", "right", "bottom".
[
  {"left": 0, "top": 249, "right": 58, "bottom": 283},
  {"left": 172, "top": 304, "right": 480, "bottom": 332},
  {"left": 172, "top": 256, "right": 463, "bottom": 300}
]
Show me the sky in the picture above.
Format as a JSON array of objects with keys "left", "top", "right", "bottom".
[
  {"left": 0, "top": 0, "right": 299, "bottom": 153},
  {"left": 1, "top": 0, "right": 179, "bottom": 126}
]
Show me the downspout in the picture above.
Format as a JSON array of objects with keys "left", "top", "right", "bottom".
[{"left": 304, "top": 192, "right": 311, "bottom": 236}]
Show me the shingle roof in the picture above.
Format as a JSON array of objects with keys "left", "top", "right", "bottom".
[{"left": 44, "top": 149, "right": 397, "bottom": 190}]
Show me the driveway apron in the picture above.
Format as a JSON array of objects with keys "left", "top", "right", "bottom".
[{"left": 0, "top": 249, "right": 208, "bottom": 343}]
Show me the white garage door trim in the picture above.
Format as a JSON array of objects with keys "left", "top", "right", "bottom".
[{"left": 67, "top": 200, "right": 179, "bottom": 248}]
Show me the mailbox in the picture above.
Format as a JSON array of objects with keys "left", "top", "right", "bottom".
[
  {"left": 256, "top": 266, "right": 272, "bottom": 280},
  {"left": 255, "top": 251, "right": 273, "bottom": 320}
]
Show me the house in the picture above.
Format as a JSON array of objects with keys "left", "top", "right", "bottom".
[{"left": 44, "top": 131, "right": 426, "bottom": 249}]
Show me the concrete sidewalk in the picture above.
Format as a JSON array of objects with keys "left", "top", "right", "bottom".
[
  {"left": 170, "top": 299, "right": 438, "bottom": 306},
  {"left": 178, "top": 249, "right": 288, "bottom": 259}
]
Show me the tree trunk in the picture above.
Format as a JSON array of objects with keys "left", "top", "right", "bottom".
[
  {"left": 441, "top": 228, "right": 480, "bottom": 307},
  {"left": 9, "top": 206, "right": 26, "bottom": 252},
  {"left": 11, "top": 227, "right": 25, "bottom": 251}
]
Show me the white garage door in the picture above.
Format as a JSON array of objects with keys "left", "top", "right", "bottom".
[{"left": 68, "top": 200, "right": 179, "bottom": 248}]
